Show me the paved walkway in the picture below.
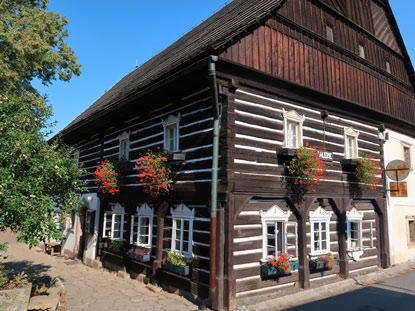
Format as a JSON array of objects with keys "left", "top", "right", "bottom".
[{"left": 0, "top": 232, "right": 198, "bottom": 311}]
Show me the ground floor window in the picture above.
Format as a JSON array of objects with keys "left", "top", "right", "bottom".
[
  {"left": 103, "top": 203, "right": 125, "bottom": 241},
  {"left": 346, "top": 208, "right": 364, "bottom": 251},
  {"left": 309, "top": 206, "right": 333, "bottom": 255},
  {"left": 130, "top": 203, "right": 154, "bottom": 248},
  {"left": 170, "top": 203, "right": 195, "bottom": 257}
]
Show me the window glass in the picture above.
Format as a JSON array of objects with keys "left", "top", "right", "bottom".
[
  {"left": 346, "top": 135, "right": 357, "bottom": 159},
  {"left": 409, "top": 220, "right": 415, "bottom": 243},
  {"left": 404, "top": 146, "right": 411, "bottom": 167},
  {"left": 359, "top": 44, "right": 365, "bottom": 59},
  {"left": 120, "top": 139, "right": 129, "bottom": 159},
  {"left": 166, "top": 125, "right": 177, "bottom": 151},
  {"left": 326, "top": 24, "right": 334, "bottom": 42},
  {"left": 287, "top": 121, "right": 299, "bottom": 148},
  {"left": 386, "top": 61, "right": 391, "bottom": 74}
]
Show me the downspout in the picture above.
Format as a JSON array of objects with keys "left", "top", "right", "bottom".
[{"left": 208, "top": 55, "right": 220, "bottom": 309}]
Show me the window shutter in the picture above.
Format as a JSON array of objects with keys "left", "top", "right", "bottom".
[{"left": 130, "top": 215, "right": 137, "bottom": 245}]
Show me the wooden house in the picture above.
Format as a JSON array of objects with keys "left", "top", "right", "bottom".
[{"left": 59, "top": 0, "right": 415, "bottom": 309}]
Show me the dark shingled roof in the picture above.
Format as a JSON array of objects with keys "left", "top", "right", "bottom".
[{"left": 61, "top": 0, "right": 284, "bottom": 135}]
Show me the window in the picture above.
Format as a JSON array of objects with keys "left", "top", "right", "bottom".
[
  {"left": 73, "top": 150, "right": 80, "bottom": 168},
  {"left": 344, "top": 127, "right": 359, "bottom": 159},
  {"left": 407, "top": 217, "right": 415, "bottom": 245},
  {"left": 103, "top": 203, "right": 125, "bottom": 241},
  {"left": 260, "top": 205, "right": 292, "bottom": 258},
  {"left": 346, "top": 208, "right": 363, "bottom": 251},
  {"left": 130, "top": 203, "right": 154, "bottom": 248},
  {"left": 162, "top": 114, "right": 180, "bottom": 152},
  {"left": 118, "top": 132, "right": 130, "bottom": 160},
  {"left": 171, "top": 203, "right": 195, "bottom": 257},
  {"left": 386, "top": 61, "right": 391, "bottom": 74},
  {"left": 326, "top": 24, "right": 334, "bottom": 42},
  {"left": 283, "top": 109, "right": 305, "bottom": 149},
  {"left": 358, "top": 44, "right": 365, "bottom": 59},
  {"left": 403, "top": 145, "right": 411, "bottom": 167},
  {"left": 309, "top": 206, "right": 333, "bottom": 255}
]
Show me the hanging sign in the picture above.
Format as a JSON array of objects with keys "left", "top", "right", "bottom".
[{"left": 319, "top": 150, "right": 333, "bottom": 162}]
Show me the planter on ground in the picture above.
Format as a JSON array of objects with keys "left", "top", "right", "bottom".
[
  {"left": 0, "top": 283, "right": 32, "bottom": 311},
  {"left": 163, "top": 262, "right": 190, "bottom": 276}
]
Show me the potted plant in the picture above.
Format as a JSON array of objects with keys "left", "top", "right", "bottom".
[
  {"left": 135, "top": 147, "right": 173, "bottom": 199},
  {"left": 127, "top": 246, "right": 151, "bottom": 262},
  {"left": 94, "top": 159, "right": 120, "bottom": 195},
  {"left": 162, "top": 251, "right": 191, "bottom": 276},
  {"left": 260, "top": 254, "right": 294, "bottom": 277},
  {"left": 309, "top": 253, "right": 337, "bottom": 270},
  {"left": 286, "top": 143, "right": 327, "bottom": 194},
  {"left": 102, "top": 239, "right": 124, "bottom": 254},
  {"left": 356, "top": 155, "right": 382, "bottom": 190}
]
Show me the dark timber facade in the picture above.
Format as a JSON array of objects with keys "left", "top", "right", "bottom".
[{"left": 60, "top": 1, "right": 415, "bottom": 310}]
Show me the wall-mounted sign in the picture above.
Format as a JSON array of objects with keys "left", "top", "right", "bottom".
[
  {"left": 319, "top": 151, "right": 333, "bottom": 162},
  {"left": 386, "top": 160, "right": 410, "bottom": 181}
]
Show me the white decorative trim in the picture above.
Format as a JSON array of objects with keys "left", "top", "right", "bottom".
[
  {"left": 103, "top": 204, "right": 125, "bottom": 241},
  {"left": 118, "top": 131, "right": 130, "bottom": 160},
  {"left": 346, "top": 208, "right": 364, "bottom": 259},
  {"left": 110, "top": 203, "right": 125, "bottom": 214},
  {"left": 130, "top": 203, "right": 154, "bottom": 247},
  {"left": 344, "top": 127, "right": 359, "bottom": 159},
  {"left": 136, "top": 203, "right": 154, "bottom": 216},
  {"left": 282, "top": 109, "right": 305, "bottom": 149},
  {"left": 162, "top": 114, "right": 180, "bottom": 152}
]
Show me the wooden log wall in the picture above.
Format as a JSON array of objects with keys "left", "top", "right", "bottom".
[
  {"left": 75, "top": 87, "right": 215, "bottom": 197},
  {"left": 230, "top": 85, "right": 383, "bottom": 196},
  {"left": 234, "top": 199, "right": 299, "bottom": 298},
  {"left": 219, "top": 0, "right": 415, "bottom": 126}
]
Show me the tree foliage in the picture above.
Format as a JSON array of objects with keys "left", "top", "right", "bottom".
[
  {"left": 0, "top": 93, "right": 85, "bottom": 247},
  {"left": 0, "top": 0, "right": 81, "bottom": 95}
]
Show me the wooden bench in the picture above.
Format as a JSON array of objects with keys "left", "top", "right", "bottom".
[{"left": 44, "top": 242, "right": 61, "bottom": 256}]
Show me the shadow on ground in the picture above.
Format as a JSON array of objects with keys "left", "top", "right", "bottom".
[
  {"left": 285, "top": 286, "right": 415, "bottom": 311},
  {"left": 3, "top": 260, "right": 60, "bottom": 284}
]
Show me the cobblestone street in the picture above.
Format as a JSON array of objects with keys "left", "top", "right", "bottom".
[{"left": 0, "top": 232, "right": 198, "bottom": 311}]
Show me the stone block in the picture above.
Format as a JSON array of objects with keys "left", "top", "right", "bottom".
[
  {"left": 28, "top": 295, "right": 59, "bottom": 311},
  {"left": 0, "top": 283, "right": 32, "bottom": 311}
]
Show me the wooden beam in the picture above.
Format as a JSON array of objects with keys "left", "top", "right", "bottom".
[{"left": 152, "top": 200, "right": 168, "bottom": 284}]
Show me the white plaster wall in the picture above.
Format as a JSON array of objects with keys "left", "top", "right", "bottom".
[
  {"left": 61, "top": 193, "right": 100, "bottom": 262},
  {"left": 384, "top": 129, "right": 415, "bottom": 265}
]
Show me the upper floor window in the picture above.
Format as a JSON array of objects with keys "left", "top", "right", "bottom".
[
  {"left": 118, "top": 131, "right": 130, "bottom": 160},
  {"left": 130, "top": 203, "right": 154, "bottom": 248},
  {"left": 162, "top": 114, "right": 180, "bottom": 152},
  {"left": 283, "top": 109, "right": 305, "bottom": 149},
  {"left": 344, "top": 127, "right": 359, "bottom": 159},
  {"left": 385, "top": 61, "right": 391, "bottom": 74},
  {"left": 260, "top": 205, "right": 292, "bottom": 258},
  {"left": 309, "top": 206, "right": 333, "bottom": 256},
  {"left": 171, "top": 203, "right": 194, "bottom": 257},
  {"left": 326, "top": 24, "right": 334, "bottom": 42},
  {"left": 403, "top": 145, "right": 411, "bottom": 167},
  {"left": 358, "top": 44, "right": 365, "bottom": 59},
  {"left": 103, "top": 203, "right": 125, "bottom": 241}
]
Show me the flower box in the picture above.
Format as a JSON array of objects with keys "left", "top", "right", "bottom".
[
  {"left": 340, "top": 159, "right": 358, "bottom": 167},
  {"left": 310, "top": 260, "right": 327, "bottom": 270},
  {"left": 163, "top": 262, "right": 190, "bottom": 276},
  {"left": 277, "top": 148, "right": 297, "bottom": 157},
  {"left": 128, "top": 254, "right": 150, "bottom": 262},
  {"left": 260, "top": 265, "right": 290, "bottom": 277},
  {"left": 289, "top": 261, "right": 299, "bottom": 271}
]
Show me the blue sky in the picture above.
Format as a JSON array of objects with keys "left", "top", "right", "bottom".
[{"left": 34, "top": 0, "right": 415, "bottom": 136}]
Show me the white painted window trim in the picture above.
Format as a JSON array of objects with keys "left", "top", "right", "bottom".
[
  {"left": 118, "top": 131, "right": 130, "bottom": 160},
  {"left": 358, "top": 44, "right": 365, "bottom": 59},
  {"left": 260, "top": 205, "right": 292, "bottom": 259},
  {"left": 344, "top": 127, "right": 359, "bottom": 159},
  {"left": 282, "top": 109, "right": 305, "bottom": 149},
  {"left": 402, "top": 143, "right": 412, "bottom": 169},
  {"left": 103, "top": 203, "right": 126, "bottom": 241},
  {"left": 346, "top": 208, "right": 364, "bottom": 251},
  {"left": 162, "top": 114, "right": 180, "bottom": 152},
  {"left": 309, "top": 206, "right": 333, "bottom": 256},
  {"left": 171, "top": 203, "right": 195, "bottom": 257},
  {"left": 130, "top": 203, "right": 154, "bottom": 248}
]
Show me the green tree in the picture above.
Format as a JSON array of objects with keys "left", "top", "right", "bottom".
[
  {"left": 0, "top": 0, "right": 81, "bottom": 95},
  {"left": 0, "top": 93, "right": 86, "bottom": 247}
]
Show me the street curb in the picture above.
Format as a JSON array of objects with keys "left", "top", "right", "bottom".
[{"left": 238, "top": 260, "right": 415, "bottom": 310}]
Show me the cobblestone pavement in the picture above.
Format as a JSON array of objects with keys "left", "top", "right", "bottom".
[{"left": 0, "top": 232, "right": 198, "bottom": 311}]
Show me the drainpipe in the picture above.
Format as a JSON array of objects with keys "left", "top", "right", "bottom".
[{"left": 208, "top": 55, "right": 220, "bottom": 309}]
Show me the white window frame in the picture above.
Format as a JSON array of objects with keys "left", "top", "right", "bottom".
[
  {"left": 102, "top": 203, "right": 125, "bottom": 241},
  {"left": 309, "top": 206, "right": 333, "bottom": 256},
  {"left": 402, "top": 143, "right": 412, "bottom": 168},
  {"left": 346, "top": 208, "right": 363, "bottom": 252},
  {"left": 326, "top": 24, "right": 334, "bottom": 42},
  {"left": 130, "top": 203, "right": 154, "bottom": 248},
  {"left": 118, "top": 131, "right": 130, "bottom": 160},
  {"left": 260, "top": 205, "right": 292, "bottom": 259},
  {"left": 283, "top": 109, "right": 305, "bottom": 149},
  {"left": 162, "top": 114, "right": 180, "bottom": 152},
  {"left": 358, "top": 43, "right": 365, "bottom": 59},
  {"left": 385, "top": 61, "right": 391, "bottom": 74},
  {"left": 171, "top": 203, "right": 195, "bottom": 257},
  {"left": 344, "top": 127, "right": 359, "bottom": 159}
]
